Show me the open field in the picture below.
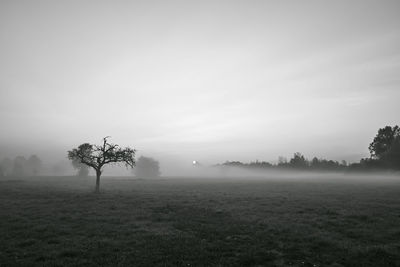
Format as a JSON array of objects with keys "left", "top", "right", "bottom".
[{"left": 1, "top": 175, "right": 400, "bottom": 266}]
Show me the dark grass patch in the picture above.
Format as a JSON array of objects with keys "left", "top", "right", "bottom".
[{"left": 0, "top": 176, "right": 399, "bottom": 266}]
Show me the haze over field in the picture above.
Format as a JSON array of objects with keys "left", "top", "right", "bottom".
[
  {"left": 1, "top": 0, "right": 400, "bottom": 175},
  {"left": 1, "top": 2, "right": 400, "bottom": 266}
]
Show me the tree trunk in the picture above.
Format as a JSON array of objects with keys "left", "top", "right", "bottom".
[{"left": 95, "top": 169, "right": 101, "bottom": 193}]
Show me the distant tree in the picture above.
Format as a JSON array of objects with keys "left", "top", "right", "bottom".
[
  {"left": 369, "top": 125, "right": 400, "bottom": 159},
  {"left": 248, "top": 160, "right": 272, "bottom": 168},
  {"left": 359, "top": 157, "right": 385, "bottom": 169},
  {"left": 0, "top": 158, "right": 13, "bottom": 176},
  {"left": 277, "top": 156, "right": 288, "bottom": 167},
  {"left": 289, "top": 152, "right": 309, "bottom": 169},
  {"left": 12, "top": 156, "right": 27, "bottom": 176},
  {"left": 310, "top": 157, "right": 342, "bottom": 170},
  {"left": 134, "top": 156, "right": 161, "bottom": 178},
  {"left": 27, "top": 155, "right": 43, "bottom": 176},
  {"left": 222, "top": 161, "right": 245, "bottom": 167},
  {"left": 311, "top": 157, "right": 320, "bottom": 168},
  {"left": 68, "top": 137, "right": 136, "bottom": 192},
  {"left": 382, "top": 135, "right": 400, "bottom": 169},
  {"left": 71, "top": 158, "right": 90, "bottom": 177}
]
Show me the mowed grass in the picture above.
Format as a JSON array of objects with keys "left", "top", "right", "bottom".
[{"left": 1, "top": 175, "right": 400, "bottom": 267}]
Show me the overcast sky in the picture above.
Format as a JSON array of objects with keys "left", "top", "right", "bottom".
[{"left": 1, "top": 0, "right": 400, "bottom": 171}]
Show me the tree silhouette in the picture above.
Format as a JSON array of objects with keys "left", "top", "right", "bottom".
[
  {"left": 0, "top": 158, "right": 12, "bottom": 176},
  {"left": 382, "top": 134, "right": 400, "bottom": 169},
  {"left": 289, "top": 152, "right": 308, "bottom": 169},
  {"left": 27, "top": 155, "right": 43, "bottom": 176},
  {"left": 369, "top": 125, "right": 399, "bottom": 159},
  {"left": 12, "top": 156, "right": 27, "bottom": 176},
  {"left": 278, "top": 156, "right": 288, "bottom": 166},
  {"left": 68, "top": 137, "right": 136, "bottom": 192},
  {"left": 134, "top": 156, "right": 161, "bottom": 178}
]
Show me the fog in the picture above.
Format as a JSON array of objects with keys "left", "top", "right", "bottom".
[
  {"left": 1, "top": 0, "right": 400, "bottom": 167},
  {"left": 2, "top": 2, "right": 400, "bottom": 266},
  {"left": 1, "top": 149, "right": 398, "bottom": 182},
  {"left": 1, "top": 1, "right": 399, "bottom": 178}
]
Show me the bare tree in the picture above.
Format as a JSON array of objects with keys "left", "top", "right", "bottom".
[{"left": 68, "top": 137, "right": 136, "bottom": 192}]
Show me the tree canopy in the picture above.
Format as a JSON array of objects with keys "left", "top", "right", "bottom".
[
  {"left": 134, "top": 156, "right": 160, "bottom": 178},
  {"left": 369, "top": 125, "right": 399, "bottom": 159}
]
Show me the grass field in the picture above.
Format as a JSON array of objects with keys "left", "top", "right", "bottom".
[{"left": 1, "top": 174, "right": 400, "bottom": 266}]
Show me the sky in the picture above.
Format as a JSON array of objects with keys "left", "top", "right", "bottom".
[{"left": 1, "top": 0, "right": 400, "bottom": 173}]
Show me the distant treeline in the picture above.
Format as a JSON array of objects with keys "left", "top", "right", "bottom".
[
  {"left": 0, "top": 154, "right": 163, "bottom": 178},
  {"left": 216, "top": 154, "right": 349, "bottom": 171},
  {"left": 1, "top": 125, "right": 398, "bottom": 176},
  {"left": 0, "top": 155, "right": 43, "bottom": 177},
  {"left": 217, "top": 125, "right": 400, "bottom": 172}
]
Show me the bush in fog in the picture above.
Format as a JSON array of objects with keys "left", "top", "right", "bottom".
[
  {"left": 12, "top": 156, "right": 27, "bottom": 176},
  {"left": 248, "top": 160, "right": 272, "bottom": 168},
  {"left": 310, "top": 157, "right": 346, "bottom": 171},
  {"left": 27, "top": 155, "right": 43, "bottom": 176},
  {"left": 0, "top": 158, "right": 13, "bottom": 176},
  {"left": 71, "top": 158, "right": 90, "bottom": 177},
  {"left": 221, "top": 161, "right": 245, "bottom": 167},
  {"left": 10, "top": 155, "right": 44, "bottom": 176},
  {"left": 278, "top": 156, "right": 288, "bottom": 167},
  {"left": 289, "top": 152, "right": 309, "bottom": 169},
  {"left": 134, "top": 156, "right": 160, "bottom": 178}
]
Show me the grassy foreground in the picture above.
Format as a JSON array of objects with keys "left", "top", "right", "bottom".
[{"left": 0, "top": 175, "right": 400, "bottom": 266}]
